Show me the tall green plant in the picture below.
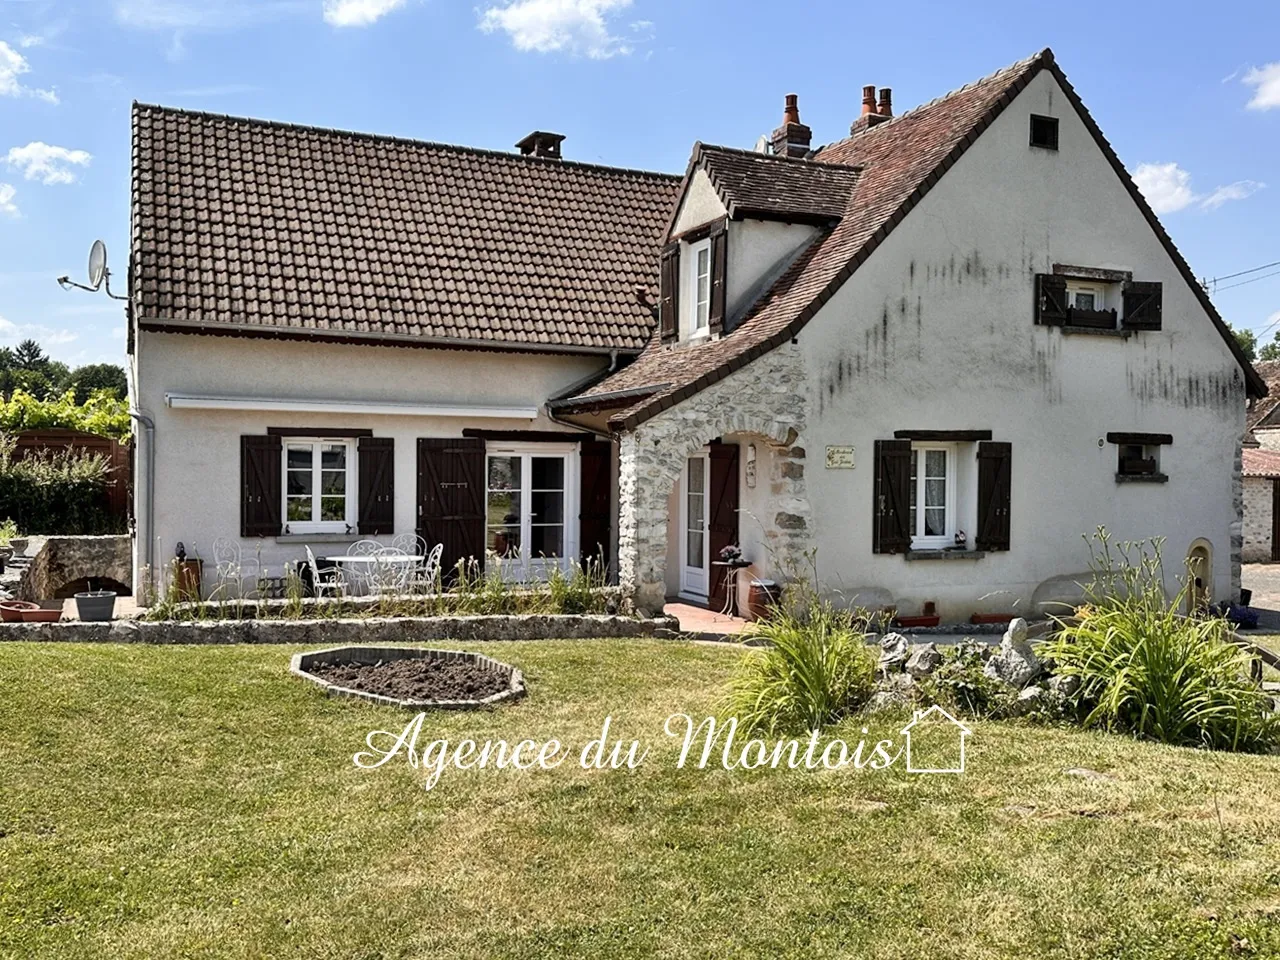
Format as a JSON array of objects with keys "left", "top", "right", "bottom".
[
  {"left": 0, "top": 434, "right": 121, "bottom": 535},
  {"left": 1047, "top": 529, "right": 1279, "bottom": 752}
]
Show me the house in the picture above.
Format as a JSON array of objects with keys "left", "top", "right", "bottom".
[
  {"left": 128, "top": 48, "right": 1265, "bottom": 619},
  {"left": 900, "top": 706, "right": 972, "bottom": 774},
  {"left": 1240, "top": 361, "right": 1280, "bottom": 563}
]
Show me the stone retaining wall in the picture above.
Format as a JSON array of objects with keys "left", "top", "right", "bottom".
[
  {"left": 18, "top": 535, "right": 132, "bottom": 601},
  {"left": 0, "top": 613, "right": 680, "bottom": 645}
]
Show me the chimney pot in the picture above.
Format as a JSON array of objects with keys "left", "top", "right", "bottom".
[
  {"left": 516, "top": 130, "right": 566, "bottom": 159},
  {"left": 878, "top": 87, "right": 893, "bottom": 118},
  {"left": 783, "top": 93, "right": 800, "bottom": 126},
  {"left": 861, "top": 85, "right": 878, "bottom": 116},
  {"left": 769, "top": 93, "right": 812, "bottom": 159}
]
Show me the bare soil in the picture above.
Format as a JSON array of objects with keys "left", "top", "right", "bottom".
[{"left": 310, "top": 656, "right": 511, "bottom": 701}]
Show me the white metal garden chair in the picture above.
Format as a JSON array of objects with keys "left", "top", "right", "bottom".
[
  {"left": 405, "top": 542, "right": 444, "bottom": 594},
  {"left": 210, "top": 538, "right": 260, "bottom": 600},
  {"left": 305, "top": 545, "right": 345, "bottom": 599}
]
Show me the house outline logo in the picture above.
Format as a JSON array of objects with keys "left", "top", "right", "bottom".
[{"left": 900, "top": 705, "right": 972, "bottom": 774}]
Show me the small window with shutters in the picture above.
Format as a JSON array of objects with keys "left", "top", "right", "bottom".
[
  {"left": 685, "top": 238, "right": 713, "bottom": 337},
  {"left": 282, "top": 438, "right": 357, "bottom": 534}
]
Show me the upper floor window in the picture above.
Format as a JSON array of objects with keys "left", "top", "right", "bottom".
[
  {"left": 688, "top": 238, "right": 712, "bottom": 335},
  {"left": 1036, "top": 272, "right": 1162, "bottom": 332},
  {"left": 1030, "top": 114, "right": 1059, "bottom": 150}
]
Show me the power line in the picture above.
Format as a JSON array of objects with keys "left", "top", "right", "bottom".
[
  {"left": 1216, "top": 268, "right": 1280, "bottom": 293},
  {"left": 1209, "top": 259, "right": 1280, "bottom": 286}
]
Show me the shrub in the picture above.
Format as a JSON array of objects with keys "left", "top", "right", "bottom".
[
  {"left": 0, "top": 389, "right": 131, "bottom": 440},
  {"left": 1047, "top": 530, "right": 1279, "bottom": 752},
  {"left": 917, "top": 643, "right": 1012, "bottom": 718},
  {"left": 0, "top": 435, "right": 122, "bottom": 535},
  {"left": 724, "top": 601, "right": 876, "bottom": 734}
]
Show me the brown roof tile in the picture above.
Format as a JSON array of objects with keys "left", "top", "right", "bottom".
[
  {"left": 1243, "top": 448, "right": 1280, "bottom": 478},
  {"left": 130, "top": 104, "right": 681, "bottom": 353},
  {"left": 693, "top": 145, "right": 861, "bottom": 224}
]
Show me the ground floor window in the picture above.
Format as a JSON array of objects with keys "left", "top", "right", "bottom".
[
  {"left": 485, "top": 444, "right": 578, "bottom": 574},
  {"left": 909, "top": 444, "right": 955, "bottom": 549},
  {"left": 283, "top": 439, "right": 356, "bottom": 534}
]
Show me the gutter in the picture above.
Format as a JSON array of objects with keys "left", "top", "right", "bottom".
[
  {"left": 545, "top": 350, "right": 622, "bottom": 440},
  {"left": 129, "top": 407, "right": 156, "bottom": 599}
]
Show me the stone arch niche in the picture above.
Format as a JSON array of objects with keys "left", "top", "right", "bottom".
[
  {"left": 616, "top": 346, "right": 811, "bottom": 615},
  {"left": 17, "top": 536, "right": 133, "bottom": 603}
]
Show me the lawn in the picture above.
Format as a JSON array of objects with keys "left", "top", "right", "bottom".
[{"left": 3, "top": 640, "right": 1280, "bottom": 959}]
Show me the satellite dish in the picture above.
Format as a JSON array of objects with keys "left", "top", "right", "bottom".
[{"left": 87, "top": 240, "right": 107, "bottom": 290}]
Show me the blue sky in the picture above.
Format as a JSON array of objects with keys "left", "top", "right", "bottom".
[{"left": 1, "top": 0, "right": 1278, "bottom": 368}]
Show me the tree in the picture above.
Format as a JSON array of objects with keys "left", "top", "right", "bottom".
[
  {"left": 1233, "top": 326, "right": 1258, "bottom": 363},
  {"left": 1259, "top": 331, "right": 1280, "bottom": 363},
  {"left": 0, "top": 347, "right": 14, "bottom": 371},
  {"left": 62, "top": 363, "right": 128, "bottom": 403},
  {"left": 12, "top": 339, "right": 49, "bottom": 371}
]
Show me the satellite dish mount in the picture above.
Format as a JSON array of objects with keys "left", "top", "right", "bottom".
[{"left": 58, "top": 240, "right": 127, "bottom": 300}]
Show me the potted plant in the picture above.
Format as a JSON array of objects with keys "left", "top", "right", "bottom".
[
  {"left": 174, "top": 542, "right": 203, "bottom": 601},
  {"left": 0, "top": 600, "right": 39, "bottom": 622},
  {"left": 74, "top": 586, "right": 117, "bottom": 622}
]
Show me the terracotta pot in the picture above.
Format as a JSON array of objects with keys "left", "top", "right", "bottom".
[
  {"left": 895, "top": 615, "right": 941, "bottom": 628},
  {"left": 0, "top": 600, "right": 39, "bottom": 623},
  {"left": 21, "top": 608, "right": 62, "bottom": 623},
  {"left": 174, "top": 559, "right": 203, "bottom": 600},
  {"left": 969, "top": 613, "right": 1016, "bottom": 625}
]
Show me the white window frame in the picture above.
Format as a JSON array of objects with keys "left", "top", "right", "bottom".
[
  {"left": 1067, "top": 281, "right": 1106, "bottom": 312},
  {"left": 679, "top": 449, "right": 711, "bottom": 601},
  {"left": 484, "top": 442, "right": 580, "bottom": 578},
  {"left": 909, "top": 444, "right": 957, "bottom": 550},
  {"left": 685, "top": 238, "right": 712, "bottom": 337},
  {"left": 282, "top": 438, "right": 358, "bottom": 535}
]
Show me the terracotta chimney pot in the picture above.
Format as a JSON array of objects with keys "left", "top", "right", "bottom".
[
  {"left": 878, "top": 87, "right": 893, "bottom": 118},
  {"left": 861, "top": 85, "right": 878, "bottom": 116}
]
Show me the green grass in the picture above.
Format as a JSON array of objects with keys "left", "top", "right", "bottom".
[{"left": 3, "top": 641, "right": 1280, "bottom": 959}]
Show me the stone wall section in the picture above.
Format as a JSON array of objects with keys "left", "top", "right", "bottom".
[
  {"left": 1242, "top": 475, "right": 1274, "bottom": 564},
  {"left": 617, "top": 343, "right": 812, "bottom": 614}
]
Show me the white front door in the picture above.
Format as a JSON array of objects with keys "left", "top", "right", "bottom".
[{"left": 680, "top": 452, "right": 710, "bottom": 600}]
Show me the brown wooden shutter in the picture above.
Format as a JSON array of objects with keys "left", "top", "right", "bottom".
[
  {"left": 417, "top": 438, "right": 486, "bottom": 579},
  {"left": 707, "top": 441, "right": 740, "bottom": 608},
  {"left": 579, "top": 440, "right": 612, "bottom": 571},
  {"left": 873, "top": 439, "right": 912, "bottom": 554},
  {"left": 659, "top": 242, "right": 680, "bottom": 341},
  {"left": 1036, "top": 274, "right": 1068, "bottom": 325},
  {"left": 708, "top": 221, "right": 728, "bottom": 335},
  {"left": 357, "top": 437, "right": 394, "bottom": 535},
  {"left": 241, "top": 434, "right": 282, "bottom": 538},
  {"left": 975, "top": 441, "right": 1012, "bottom": 552},
  {"left": 1122, "top": 281, "right": 1163, "bottom": 330}
]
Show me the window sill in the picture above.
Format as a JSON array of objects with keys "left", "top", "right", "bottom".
[
  {"left": 276, "top": 533, "right": 362, "bottom": 543},
  {"left": 1060, "top": 325, "right": 1132, "bottom": 339},
  {"left": 1115, "top": 473, "right": 1169, "bottom": 484},
  {"left": 905, "top": 549, "right": 987, "bottom": 561}
]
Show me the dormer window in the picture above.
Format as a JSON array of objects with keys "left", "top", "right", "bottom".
[{"left": 689, "top": 238, "right": 712, "bottom": 335}]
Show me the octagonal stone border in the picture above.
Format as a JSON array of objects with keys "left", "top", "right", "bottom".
[{"left": 290, "top": 645, "right": 526, "bottom": 710}]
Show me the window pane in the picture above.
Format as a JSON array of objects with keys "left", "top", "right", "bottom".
[
  {"left": 321, "top": 471, "right": 346, "bottom": 495},
  {"left": 287, "top": 497, "right": 310, "bottom": 522},
  {"left": 488, "top": 491, "right": 521, "bottom": 528},
  {"left": 924, "top": 507, "right": 946, "bottom": 537},
  {"left": 287, "top": 470, "right": 312, "bottom": 496},
  {"left": 925, "top": 449, "right": 946, "bottom": 479},
  {"left": 530, "top": 524, "right": 564, "bottom": 557},
  {"left": 687, "top": 457, "right": 705, "bottom": 494},
  {"left": 287, "top": 445, "right": 311, "bottom": 470},
  {"left": 532, "top": 490, "right": 564, "bottom": 524},
  {"left": 686, "top": 530, "right": 705, "bottom": 566},
  {"left": 489, "top": 525, "right": 521, "bottom": 557},
  {"left": 1075, "top": 292, "right": 1096, "bottom": 311},
  {"left": 488, "top": 456, "right": 520, "bottom": 492},
  {"left": 531, "top": 457, "right": 564, "bottom": 490},
  {"left": 688, "top": 493, "right": 704, "bottom": 530},
  {"left": 925, "top": 478, "right": 946, "bottom": 509},
  {"left": 320, "top": 444, "right": 346, "bottom": 470},
  {"left": 320, "top": 496, "right": 345, "bottom": 521}
]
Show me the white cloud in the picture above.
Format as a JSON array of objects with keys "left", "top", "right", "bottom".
[
  {"left": 0, "top": 313, "right": 78, "bottom": 346},
  {"left": 0, "top": 183, "right": 17, "bottom": 218},
  {"left": 17, "top": 35, "right": 44, "bottom": 50},
  {"left": 5, "top": 143, "right": 93, "bottom": 186},
  {"left": 479, "top": 0, "right": 635, "bottom": 59},
  {"left": 0, "top": 40, "right": 58, "bottom": 104},
  {"left": 1132, "top": 162, "right": 1264, "bottom": 215},
  {"left": 113, "top": 0, "right": 305, "bottom": 30},
  {"left": 1243, "top": 62, "right": 1280, "bottom": 111},
  {"left": 323, "top": 0, "right": 409, "bottom": 26}
]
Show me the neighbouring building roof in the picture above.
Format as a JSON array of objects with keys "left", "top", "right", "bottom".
[
  {"left": 561, "top": 48, "right": 1267, "bottom": 428},
  {"left": 1246, "top": 359, "right": 1280, "bottom": 444},
  {"left": 1243, "top": 447, "right": 1280, "bottom": 478},
  {"left": 129, "top": 105, "right": 682, "bottom": 354}
]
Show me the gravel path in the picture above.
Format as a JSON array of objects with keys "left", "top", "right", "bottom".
[{"left": 1243, "top": 565, "right": 1280, "bottom": 632}]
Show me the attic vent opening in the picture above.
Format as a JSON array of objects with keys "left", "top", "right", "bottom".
[
  {"left": 516, "top": 131, "right": 566, "bottom": 159},
  {"left": 1029, "top": 114, "right": 1059, "bottom": 150}
]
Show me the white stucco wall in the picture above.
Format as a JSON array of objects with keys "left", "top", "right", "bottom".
[
  {"left": 726, "top": 220, "right": 819, "bottom": 325},
  {"left": 788, "top": 68, "right": 1247, "bottom": 619},
  {"left": 671, "top": 169, "right": 726, "bottom": 236},
  {"left": 1243, "top": 477, "right": 1274, "bottom": 563},
  {"left": 133, "top": 331, "right": 607, "bottom": 592}
]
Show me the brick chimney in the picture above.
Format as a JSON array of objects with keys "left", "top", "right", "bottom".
[
  {"left": 516, "top": 131, "right": 566, "bottom": 159},
  {"left": 850, "top": 85, "right": 893, "bottom": 135},
  {"left": 770, "top": 94, "right": 812, "bottom": 159}
]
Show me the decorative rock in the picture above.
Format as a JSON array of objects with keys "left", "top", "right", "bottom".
[
  {"left": 1047, "top": 673, "right": 1081, "bottom": 697},
  {"left": 983, "top": 618, "right": 1041, "bottom": 688},
  {"left": 867, "top": 672, "right": 915, "bottom": 711},
  {"left": 878, "top": 633, "right": 910, "bottom": 673},
  {"left": 1012, "top": 685, "right": 1048, "bottom": 715},
  {"left": 905, "top": 642, "right": 944, "bottom": 679}
]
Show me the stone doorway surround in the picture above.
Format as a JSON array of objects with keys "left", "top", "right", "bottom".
[{"left": 616, "top": 345, "right": 812, "bottom": 615}]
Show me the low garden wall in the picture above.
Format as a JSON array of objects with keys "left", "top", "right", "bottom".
[{"left": 0, "top": 613, "right": 680, "bottom": 644}]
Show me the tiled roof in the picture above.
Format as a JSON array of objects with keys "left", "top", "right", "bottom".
[
  {"left": 1246, "top": 360, "right": 1280, "bottom": 443},
  {"left": 694, "top": 145, "right": 861, "bottom": 224},
  {"left": 1243, "top": 448, "right": 1280, "bottom": 478},
  {"left": 130, "top": 104, "right": 682, "bottom": 353},
  {"left": 566, "top": 48, "right": 1266, "bottom": 428}
]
